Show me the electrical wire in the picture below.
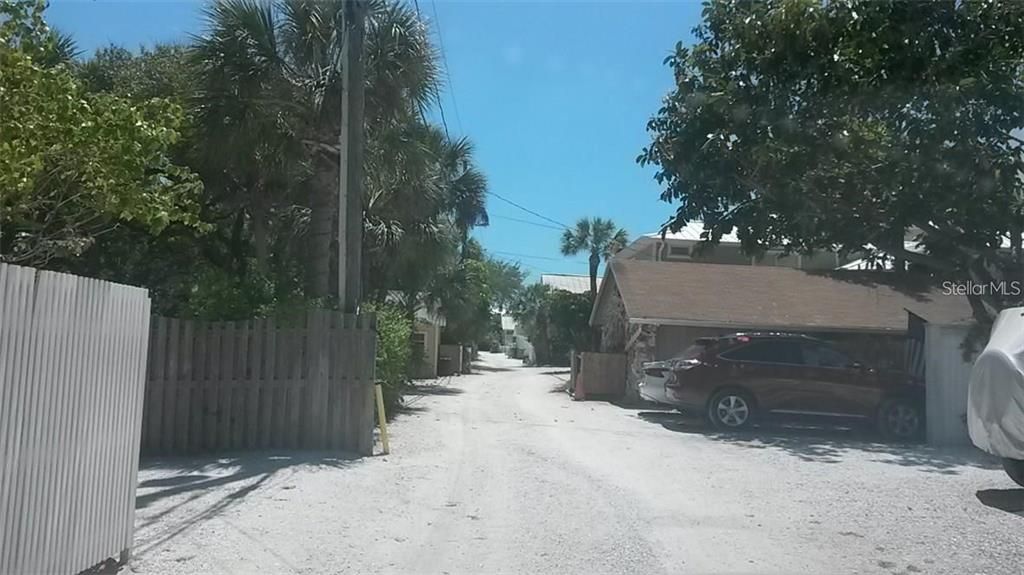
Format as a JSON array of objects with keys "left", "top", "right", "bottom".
[
  {"left": 430, "top": 0, "right": 464, "bottom": 135},
  {"left": 486, "top": 191, "right": 572, "bottom": 230},
  {"left": 491, "top": 250, "right": 589, "bottom": 264},
  {"left": 489, "top": 214, "right": 565, "bottom": 231}
]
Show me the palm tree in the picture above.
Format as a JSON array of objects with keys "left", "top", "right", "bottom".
[
  {"left": 193, "top": 0, "right": 451, "bottom": 299},
  {"left": 560, "top": 217, "right": 628, "bottom": 302}
]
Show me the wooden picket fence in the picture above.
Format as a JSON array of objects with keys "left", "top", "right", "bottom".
[
  {"left": 141, "top": 309, "right": 377, "bottom": 456},
  {"left": 0, "top": 263, "right": 151, "bottom": 575}
]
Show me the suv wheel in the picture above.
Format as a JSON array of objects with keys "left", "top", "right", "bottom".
[
  {"left": 1003, "top": 459, "right": 1024, "bottom": 487},
  {"left": 878, "top": 398, "right": 923, "bottom": 440},
  {"left": 708, "top": 389, "right": 755, "bottom": 430}
]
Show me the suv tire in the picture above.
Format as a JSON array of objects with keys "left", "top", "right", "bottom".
[
  {"left": 707, "top": 389, "right": 756, "bottom": 431},
  {"left": 1003, "top": 459, "right": 1024, "bottom": 487},
  {"left": 877, "top": 397, "right": 923, "bottom": 441}
]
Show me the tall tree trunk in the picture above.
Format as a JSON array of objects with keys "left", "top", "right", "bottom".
[{"left": 308, "top": 155, "right": 338, "bottom": 299}]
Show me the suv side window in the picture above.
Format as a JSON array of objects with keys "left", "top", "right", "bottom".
[
  {"left": 720, "top": 341, "right": 803, "bottom": 365},
  {"left": 801, "top": 344, "right": 852, "bottom": 368}
]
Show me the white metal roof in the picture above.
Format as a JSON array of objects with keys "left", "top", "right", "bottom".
[
  {"left": 642, "top": 221, "right": 740, "bottom": 243},
  {"left": 540, "top": 274, "right": 600, "bottom": 294}
]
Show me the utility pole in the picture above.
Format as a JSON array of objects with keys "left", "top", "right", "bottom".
[{"left": 338, "top": 0, "right": 366, "bottom": 313}]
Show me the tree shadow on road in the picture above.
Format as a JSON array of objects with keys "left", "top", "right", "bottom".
[
  {"left": 636, "top": 411, "right": 999, "bottom": 474},
  {"left": 133, "top": 452, "right": 358, "bottom": 560},
  {"left": 136, "top": 452, "right": 356, "bottom": 510},
  {"left": 976, "top": 489, "right": 1024, "bottom": 516}
]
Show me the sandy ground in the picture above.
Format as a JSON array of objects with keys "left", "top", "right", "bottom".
[{"left": 129, "top": 352, "right": 1023, "bottom": 575}]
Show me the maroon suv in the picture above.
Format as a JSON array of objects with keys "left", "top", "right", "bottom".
[{"left": 650, "top": 333, "right": 924, "bottom": 439}]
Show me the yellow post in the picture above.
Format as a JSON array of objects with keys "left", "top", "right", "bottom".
[{"left": 374, "top": 384, "right": 390, "bottom": 455}]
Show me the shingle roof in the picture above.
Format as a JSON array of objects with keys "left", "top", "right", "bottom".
[
  {"left": 541, "top": 274, "right": 600, "bottom": 294},
  {"left": 596, "top": 259, "right": 973, "bottom": 332}
]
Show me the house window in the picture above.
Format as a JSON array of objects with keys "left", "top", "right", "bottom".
[
  {"left": 667, "top": 245, "right": 691, "bottom": 259},
  {"left": 411, "top": 332, "right": 426, "bottom": 362}
]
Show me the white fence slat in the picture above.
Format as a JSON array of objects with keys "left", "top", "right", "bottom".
[
  {"left": 0, "top": 264, "right": 150, "bottom": 574},
  {"left": 0, "top": 265, "right": 35, "bottom": 573}
]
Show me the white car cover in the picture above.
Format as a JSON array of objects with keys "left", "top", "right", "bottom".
[{"left": 968, "top": 307, "right": 1024, "bottom": 459}]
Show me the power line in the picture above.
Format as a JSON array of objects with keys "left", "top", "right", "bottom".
[
  {"left": 430, "top": 0, "right": 463, "bottom": 135},
  {"left": 411, "top": 0, "right": 448, "bottom": 138},
  {"left": 489, "top": 214, "right": 565, "bottom": 231},
  {"left": 492, "top": 250, "right": 588, "bottom": 264},
  {"left": 487, "top": 191, "right": 572, "bottom": 230}
]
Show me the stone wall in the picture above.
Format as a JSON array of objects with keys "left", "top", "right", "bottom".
[
  {"left": 625, "top": 324, "right": 658, "bottom": 403},
  {"left": 599, "top": 285, "right": 627, "bottom": 353}
]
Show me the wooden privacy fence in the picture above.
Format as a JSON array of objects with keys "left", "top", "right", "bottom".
[
  {"left": 142, "top": 310, "right": 377, "bottom": 456},
  {"left": 1, "top": 263, "right": 151, "bottom": 575}
]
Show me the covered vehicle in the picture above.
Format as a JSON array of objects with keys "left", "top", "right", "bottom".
[{"left": 968, "top": 307, "right": 1024, "bottom": 487}]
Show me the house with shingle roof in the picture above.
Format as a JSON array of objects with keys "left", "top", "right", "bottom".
[{"left": 590, "top": 259, "right": 973, "bottom": 402}]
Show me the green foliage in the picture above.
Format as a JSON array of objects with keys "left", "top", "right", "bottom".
[
  {"left": 436, "top": 250, "right": 493, "bottom": 345},
  {"left": 1, "top": 1, "right": 500, "bottom": 400},
  {"left": 640, "top": 0, "right": 1024, "bottom": 322},
  {"left": 548, "top": 290, "right": 593, "bottom": 359},
  {"left": 483, "top": 257, "right": 526, "bottom": 312},
  {"left": 512, "top": 285, "right": 593, "bottom": 366},
  {"left": 184, "top": 265, "right": 277, "bottom": 320},
  {"left": 366, "top": 302, "right": 413, "bottom": 411},
  {"left": 512, "top": 283, "right": 553, "bottom": 365},
  {"left": 0, "top": 0, "right": 203, "bottom": 265},
  {"left": 76, "top": 44, "right": 194, "bottom": 102}
]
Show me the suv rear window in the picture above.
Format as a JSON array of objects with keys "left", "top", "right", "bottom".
[
  {"left": 677, "top": 342, "right": 711, "bottom": 360},
  {"left": 720, "top": 340, "right": 803, "bottom": 365}
]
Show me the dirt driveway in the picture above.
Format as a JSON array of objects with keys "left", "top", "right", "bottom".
[{"left": 129, "top": 352, "right": 1023, "bottom": 575}]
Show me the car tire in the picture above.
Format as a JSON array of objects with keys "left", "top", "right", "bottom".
[
  {"left": 877, "top": 397, "right": 924, "bottom": 441},
  {"left": 707, "top": 389, "right": 756, "bottom": 431},
  {"left": 1003, "top": 459, "right": 1024, "bottom": 487}
]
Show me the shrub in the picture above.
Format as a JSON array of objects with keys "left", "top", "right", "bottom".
[{"left": 366, "top": 303, "right": 412, "bottom": 413}]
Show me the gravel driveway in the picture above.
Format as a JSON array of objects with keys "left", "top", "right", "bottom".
[{"left": 129, "top": 352, "right": 1023, "bottom": 575}]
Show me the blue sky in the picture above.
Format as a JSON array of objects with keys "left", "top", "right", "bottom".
[{"left": 47, "top": 0, "right": 703, "bottom": 279}]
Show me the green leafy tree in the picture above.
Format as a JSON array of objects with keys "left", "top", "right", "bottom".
[
  {"left": 77, "top": 44, "right": 193, "bottom": 101},
  {"left": 548, "top": 289, "right": 593, "bottom": 357},
  {"left": 640, "top": 0, "right": 1024, "bottom": 325},
  {"left": 483, "top": 256, "right": 525, "bottom": 312},
  {"left": 512, "top": 283, "right": 553, "bottom": 365},
  {"left": 559, "top": 217, "right": 628, "bottom": 302},
  {"left": 0, "top": 0, "right": 203, "bottom": 266}
]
